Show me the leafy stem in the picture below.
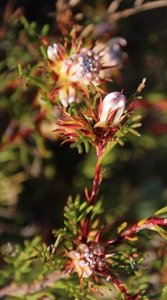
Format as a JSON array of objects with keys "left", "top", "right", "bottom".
[{"left": 81, "top": 149, "right": 103, "bottom": 242}]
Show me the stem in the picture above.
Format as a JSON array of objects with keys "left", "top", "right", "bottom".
[
  {"left": 82, "top": 159, "right": 102, "bottom": 241},
  {"left": 107, "top": 0, "right": 167, "bottom": 23},
  {"left": 89, "top": 162, "right": 102, "bottom": 205},
  {"left": 107, "top": 217, "right": 167, "bottom": 246},
  {"left": 0, "top": 271, "right": 62, "bottom": 297},
  {"left": 100, "top": 270, "right": 140, "bottom": 300}
]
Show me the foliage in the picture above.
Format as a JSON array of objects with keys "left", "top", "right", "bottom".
[{"left": 0, "top": 1, "right": 167, "bottom": 300}]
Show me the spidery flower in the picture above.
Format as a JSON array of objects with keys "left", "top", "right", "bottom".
[
  {"left": 64, "top": 241, "right": 140, "bottom": 300},
  {"left": 45, "top": 32, "right": 126, "bottom": 107}
]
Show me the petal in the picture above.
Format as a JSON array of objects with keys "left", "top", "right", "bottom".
[
  {"left": 95, "top": 92, "right": 126, "bottom": 128},
  {"left": 112, "top": 94, "right": 126, "bottom": 125},
  {"left": 59, "top": 88, "right": 68, "bottom": 107},
  {"left": 47, "top": 43, "right": 58, "bottom": 61}
]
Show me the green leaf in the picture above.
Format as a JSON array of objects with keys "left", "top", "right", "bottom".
[
  {"left": 27, "top": 76, "right": 48, "bottom": 91},
  {"left": 125, "top": 127, "right": 141, "bottom": 137},
  {"left": 41, "top": 24, "right": 50, "bottom": 36},
  {"left": 40, "top": 46, "right": 48, "bottom": 59},
  {"left": 153, "top": 225, "right": 167, "bottom": 240},
  {"left": 63, "top": 195, "right": 93, "bottom": 238},
  {"left": 20, "top": 16, "right": 29, "bottom": 29},
  {"left": 117, "top": 222, "right": 128, "bottom": 234},
  {"left": 154, "top": 206, "right": 167, "bottom": 216},
  {"left": 98, "top": 139, "right": 117, "bottom": 165},
  {"left": 161, "top": 285, "right": 167, "bottom": 300},
  {"left": 18, "top": 62, "right": 23, "bottom": 76}
]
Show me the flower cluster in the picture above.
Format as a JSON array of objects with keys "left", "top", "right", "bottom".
[
  {"left": 66, "top": 243, "right": 107, "bottom": 279},
  {"left": 45, "top": 33, "right": 126, "bottom": 107},
  {"left": 64, "top": 241, "right": 141, "bottom": 300}
]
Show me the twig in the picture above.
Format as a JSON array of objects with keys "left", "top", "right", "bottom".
[
  {"left": 0, "top": 271, "right": 62, "bottom": 297},
  {"left": 107, "top": 0, "right": 123, "bottom": 14},
  {"left": 89, "top": 162, "right": 102, "bottom": 205},
  {"left": 82, "top": 161, "right": 102, "bottom": 241},
  {"left": 107, "top": 217, "right": 167, "bottom": 246},
  {"left": 134, "top": 0, "right": 145, "bottom": 7},
  {"left": 107, "top": 0, "right": 167, "bottom": 23}
]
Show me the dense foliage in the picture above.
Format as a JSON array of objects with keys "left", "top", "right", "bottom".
[{"left": 0, "top": 1, "right": 167, "bottom": 299}]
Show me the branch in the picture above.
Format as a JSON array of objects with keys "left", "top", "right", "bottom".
[
  {"left": 82, "top": 162, "right": 102, "bottom": 241},
  {"left": 107, "top": 0, "right": 123, "bottom": 14},
  {"left": 0, "top": 271, "right": 62, "bottom": 297},
  {"left": 89, "top": 162, "right": 102, "bottom": 205},
  {"left": 107, "top": 0, "right": 167, "bottom": 23},
  {"left": 107, "top": 217, "right": 167, "bottom": 246},
  {"left": 101, "top": 270, "right": 140, "bottom": 300},
  {"left": 134, "top": 0, "right": 145, "bottom": 7}
]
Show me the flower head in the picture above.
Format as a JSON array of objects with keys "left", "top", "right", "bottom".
[
  {"left": 44, "top": 33, "right": 126, "bottom": 107},
  {"left": 65, "top": 243, "right": 107, "bottom": 279},
  {"left": 95, "top": 91, "right": 126, "bottom": 128},
  {"left": 63, "top": 48, "right": 101, "bottom": 85}
]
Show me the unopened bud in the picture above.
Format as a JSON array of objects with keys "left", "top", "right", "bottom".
[
  {"left": 47, "top": 43, "right": 58, "bottom": 61},
  {"left": 95, "top": 92, "right": 126, "bottom": 128}
]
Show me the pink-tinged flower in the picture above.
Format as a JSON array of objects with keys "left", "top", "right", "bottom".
[
  {"left": 65, "top": 243, "right": 108, "bottom": 279},
  {"left": 61, "top": 48, "right": 101, "bottom": 86},
  {"left": 94, "top": 37, "right": 127, "bottom": 69},
  {"left": 95, "top": 92, "right": 126, "bottom": 128},
  {"left": 46, "top": 42, "right": 102, "bottom": 106},
  {"left": 44, "top": 32, "right": 126, "bottom": 108}
]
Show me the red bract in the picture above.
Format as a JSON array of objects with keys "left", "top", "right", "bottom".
[{"left": 54, "top": 110, "right": 94, "bottom": 144}]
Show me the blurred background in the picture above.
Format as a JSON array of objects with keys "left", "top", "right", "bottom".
[{"left": 0, "top": 0, "right": 167, "bottom": 247}]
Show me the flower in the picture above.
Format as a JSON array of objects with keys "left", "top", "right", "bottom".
[
  {"left": 66, "top": 243, "right": 107, "bottom": 279},
  {"left": 95, "top": 91, "right": 126, "bottom": 128},
  {"left": 94, "top": 37, "right": 127, "bottom": 69},
  {"left": 46, "top": 42, "right": 102, "bottom": 107},
  {"left": 45, "top": 33, "right": 126, "bottom": 107},
  {"left": 61, "top": 48, "right": 101, "bottom": 86}
]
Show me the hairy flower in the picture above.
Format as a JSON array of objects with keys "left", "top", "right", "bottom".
[
  {"left": 66, "top": 243, "right": 107, "bottom": 279},
  {"left": 64, "top": 241, "right": 140, "bottom": 299},
  {"left": 45, "top": 34, "right": 126, "bottom": 107},
  {"left": 94, "top": 37, "right": 127, "bottom": 69},
  {"left": 47, "top": 44, "right": 101, "bottom": 107},
  {"left": 95, "top": 91, "right": 126, "bottom": 128}
]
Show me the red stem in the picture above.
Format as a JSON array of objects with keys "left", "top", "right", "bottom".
[
  {"left": 89, "top": 162, "right": 102, "bottom": 205},
  {"left": 81, "top": 161, "right": 102, "bottom": 241},
  {"left": 100, "top": 270, "right": 140, "bottom": 300},
  {"left": 107, "top": 217, "right": 167, "bottom": 246}
]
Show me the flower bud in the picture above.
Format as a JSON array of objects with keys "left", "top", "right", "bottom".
[
  {"left": 95, "top": 92, "right": 126, "bottom": 128},
  {"left": 47, "top": 43, "right": 58, "bottom": 61}
]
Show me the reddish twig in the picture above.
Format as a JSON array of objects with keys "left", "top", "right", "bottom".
[
  {"left": 88, "top": 162, "right": 102, "bottom": 206},
  {"left": 100, "top": 269, "right": 140, "bottom": 300},
  {"left": 82, "top": 161, "right": 102, "bottom": 241},
  {"left": 107, "top": 217, "right": 167, "bottom": 246}
]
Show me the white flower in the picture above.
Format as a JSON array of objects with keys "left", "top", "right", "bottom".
[
  {"left": 47, "top": 43, "right": 58, "bottom": 61},
  {"left": 95, "top": 92, "right": 126, "bottom": 128},
  {"left": 60, "top": 49, "right": 101, "bottom": 86}
]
